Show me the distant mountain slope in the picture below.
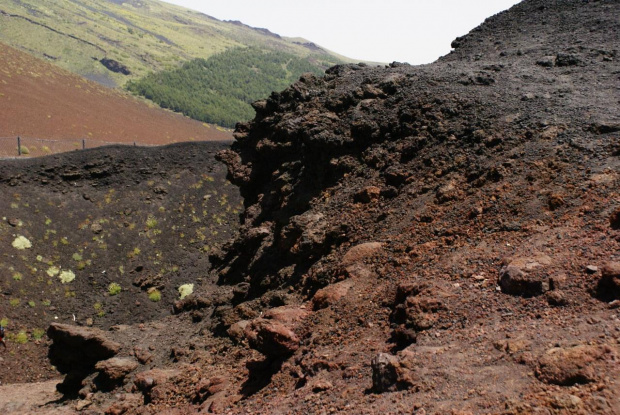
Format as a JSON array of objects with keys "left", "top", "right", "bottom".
[
  {"left": 0, "top": 0, "right": 350, "bottom": 88},
  {"left": 0, "top": 42, "right": 231, "bottom": 156},
  {"left": 126, "top": 47, "right": 327, "bottom": 127}
]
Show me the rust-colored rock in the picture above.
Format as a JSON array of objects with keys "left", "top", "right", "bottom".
[
  {"left": 95, "top": 357, "right": 139, "bottom": 382},
  {"left": 536, "top": 345, "right": 612, "bottom": 386},
  {"left": 134, "top": 369, "right": 180, "bottom": 393},
  {"left": 244, "top": 318, "right": 300, "bottom": 358},
  {"left": 342, "top": 242, "right": 383, "bottom": 267},
  {"left": 263, "top": 306, "right": 309, "bottom": 324},
  {"left": 312, "top": 280, "right": 354, "bottom": 310}
]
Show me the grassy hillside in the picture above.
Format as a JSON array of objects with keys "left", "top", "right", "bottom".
[
  {"left": 126, "top": 47, "right": 326, "bottom": 127},
  {"left": 0, "top": 0, "right": 349, "bottom": 88}
]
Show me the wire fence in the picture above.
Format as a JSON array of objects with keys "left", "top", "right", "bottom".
[{"left": 0, "top": 136, "right": 154, "bottom": 159}]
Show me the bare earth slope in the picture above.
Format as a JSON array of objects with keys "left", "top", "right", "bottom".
[
  {"left": 1, "top": 0, "right": 619, "bottom": 414},
  {"left": 0, "top": 42, "right": 231, "bottom": 156}
]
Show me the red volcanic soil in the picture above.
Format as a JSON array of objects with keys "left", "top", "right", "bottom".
[{"left": 0, "top": 42, "right": 232, "bottom": 155}]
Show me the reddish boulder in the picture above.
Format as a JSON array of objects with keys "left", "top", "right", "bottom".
[
  {"left": 244, "top": 318, "right": 300, "bottom": 358},
  {"left": 536, "top": 345, "right": 612, "bottom": 386},
  {"left": 95, "top": 357, "right": 139, "bottom": 382},
  {"left": 312, "top": 280, "right": 353, "bottom": 310},
  {"left": 342, "top": 242, "right": 383, "bottom": 266}
]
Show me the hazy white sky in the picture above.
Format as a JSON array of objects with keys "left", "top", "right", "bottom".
[{"left": 162, "top": 0, "right": 521, "bottom": 64}]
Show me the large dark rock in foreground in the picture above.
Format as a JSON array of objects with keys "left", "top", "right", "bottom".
[{"left": 48, "top": 323, "right": 122, "bottom": 394}]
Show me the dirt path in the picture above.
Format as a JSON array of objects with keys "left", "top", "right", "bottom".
[{"left": 0, "top": 379, "right": 74, "bottom": 414}]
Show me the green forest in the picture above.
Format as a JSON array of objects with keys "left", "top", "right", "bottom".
[{"left": 126, "top": 47, "right": 327, "bottom": 127}]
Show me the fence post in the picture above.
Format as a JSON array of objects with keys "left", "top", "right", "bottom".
[
  {"left": 82, "top": 139, "right": 85, "bottom": 150},
  {"left": 17, "top": 136, "right": 21, "bottom": 156}
]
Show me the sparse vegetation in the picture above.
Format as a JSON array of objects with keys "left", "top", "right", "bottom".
[
  {"left": 59, "top": 270, "right": 76, "bottom": 284},
  {"left": 32, "top": 328, "right": 45, "bottom": 340},
  {"left": 108, "top": 282, "right": 122, "bottom": 296},
  {"left": 148, "top": 289, "right": 162, "bottom": 302},
  {"left": 178, "top": 283, "right": 194, "bottom": 300},
  {"left": 12, "top": 236, "right": 32, "bottom": 250},
  {"left": 14, "top": 331, "right": 28, "bottom": 344},
  {"left": 146, "top": 216, "right": 158, "bottom": 229}
]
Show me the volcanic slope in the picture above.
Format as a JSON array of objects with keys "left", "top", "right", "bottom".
[
  {"left": 0, "top": 42, "right": 231, "bottom": 157},
  {"left": 8, "top": 0, "right": 620, "bottom": 414},
  {"left": 0, "top": 142, "right": 241, "bottom": 385}
]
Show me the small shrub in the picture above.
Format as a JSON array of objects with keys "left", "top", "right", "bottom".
[
  {"left": 12, "top": 236, "right": 32, "bottom": 250},
  {"left": 148, "top": 289, "right": 161, "bottom": 302},
  {"left": 47, "top": 266, "right": 60, "bottom": 277},
  {"left": 18, "top": 146, "right": 30, "bottom": 155},
  {"left": 0, "top": 318, "right": 9, "bottom": 327},
  {"left": 42, "top": 300, "right": 51, "bottom": 306},
  {"left": 14, "top": 331, "right": 28, "bottom": 344},
  {"left": 72, "top": 253, "right": 82, "bottom": 261},
  {"left": 108, "top": 282, "right": 121, "bottom": 296},
  {"left": 28, "top": 301, "right": 36, "bottom": 308},
  {"left": 12, "top": 272, "right": 22, "bottom": 281},
  {"left": 59, "top": 270, "right": 75, "bottom": 284},
  {"left": 9, "top": 299, "right": 20, "bottom": 307},
  {"left": 146, "top": 216, "right": 158, "bottom": 229},
  {"left": 178, "top": 284, "right": 194, "bottom": 300},
  {"left": 32, "top": 328, "right": 45, "bottom": 340}
]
